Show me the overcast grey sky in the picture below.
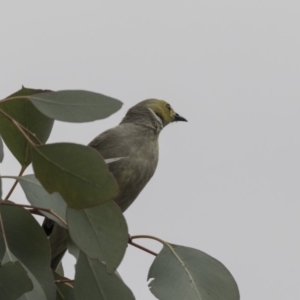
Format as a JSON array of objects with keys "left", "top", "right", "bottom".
[{"left": 1, "top": 1, "right": 300, "bottom": 299}]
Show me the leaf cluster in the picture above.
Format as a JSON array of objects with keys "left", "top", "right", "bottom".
[{"left": 0, "top": 87, "right": 240, "bottom": 299}]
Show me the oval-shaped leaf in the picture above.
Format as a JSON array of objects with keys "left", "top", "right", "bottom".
[
  {"left": 32, "top": 143, "right": 119, "bottom": 209},
  {"left": 67, "top": 201, "right": 128, "bottom": 272},
  {"left": 0, "top": 136, "right": 3, "bottom": 162},
  {"left": 67, "top": 239, "right": 80, "bottom": 260},
  {"left": 29, "top": 90, "right": 123, "bottom": 122},
  {"left": 74, "top": 251, "right": 135, "bottom": 300},
  {"left": 148, "top": 244, "right": 240, "bottom": 300},
  {"left": 53, "top": 271, "right": 74, "bottom": 300},
  {"left": 0, "top": 204, "right": 56, "bottom": 300},
  {"left": 0, "top": 87, "right": 54, "bottom": 166},
  {"left": 0, "top": 261, "right": 33, "bottom": 300},
  {"left": 48, "top": 223, "right": 69, "bottom": 269},
  {"left": 17, "top": 174, "right": 67, "bottom": 228},
  {"left": 0, "top": 137, "right": 3, "bottom": 198}
]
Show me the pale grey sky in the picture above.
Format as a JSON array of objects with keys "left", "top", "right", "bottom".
[{"left": 1, "top": 1, "right": 300, "bottom": 299}]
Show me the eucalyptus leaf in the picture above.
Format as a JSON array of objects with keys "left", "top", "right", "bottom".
[
  {"left": 0, "top": 87, "right": 54, "bottom": 166},
  {"left": 17, "top": 174, "right": 67, "bottom": 228},
  {"left": 148, "top": 244, "right": 240, "bottom": 300},
  {"left": 29, "top": 90, "right": 122, "bottom": 122},
  {"left": 0, "top": 204, "right": 56, "bottom": 300},
  {"left": 56, "top": 262, "right": 64, "bottom": 277},
  {"left": 74, "top": 251, "right": 135, "bottom": 300},
  {"left": 1, "top": 137, "right": 4, "bottom": 198},
  {"left": 32, "top": 143, "right": 118, "bottom": 209},
  {"left": 48, "top": 224, "right": 69, "bottom": 269},
  {"left": 67, "top": 239, "right": 80, "bottom": 260},
  {"left": 0, "top": 261, "right": 33, "bottom": 300},
  {"left": 0, "top": 136, "right": 3, "bottom": 162},
  {"left": 53, "top": 271, "right": 74, "bottom": 300},
  {"left": 67, "top": 201, "right": 128, "bottom": 272}
]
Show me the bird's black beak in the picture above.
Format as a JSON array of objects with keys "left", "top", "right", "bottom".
[{"left": 174, "top": 113, "right": 187, "bottom": 122}]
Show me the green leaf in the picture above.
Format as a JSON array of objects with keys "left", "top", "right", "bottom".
[
  {"left": 32, "top": 143, "right": 118, "bottom": 209},
  {"left": 48, "top": 224, "right": 69, "bottom": 267},
  {"left": 56, "top": 262, "right": 64, "bottom": 277},
  {"left": 0, "top": 204, "right": 56, "bottom": 300},
  {"left": 67, "top": 201, "right": 128, "bottom": 272},
  {"left": 0, "top": 136, "right": 3, "bottom": 162},
  {"left": 29, "top": 90, "right": 123, "bottom": 122},
  {"left": 0, "top": 136, "right": 3, "bottom": 198},
  {"left": 74, "top": 251, "right": 135, "bottom": 300},
  {"left": 17, "top": 174, "right": 67, "bottom": 228},
  {"left": 0, "top": 261, "right": 33, "bottom": 299},
  {"left": 67, "top": 240, "right": 80, "bottom": 260},
  {"left": 0, "top": 87, "right": 54, "bottom": 166},
  {"left": 53, "top": 271, "right": 74, "bottom": 300},
  {"left": 0, "top": 137, "right": 3, "bottom": 199},
  {"left": 148, "top": 244, "right": 240, "bottom": 300}
]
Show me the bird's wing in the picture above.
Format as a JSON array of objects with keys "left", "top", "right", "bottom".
[{"left": 88, "top": 124, "right": 140, "bottom": 159}]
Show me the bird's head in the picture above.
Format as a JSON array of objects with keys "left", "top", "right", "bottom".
[
  {"left": 122, "top": 99, "right": 187, "bottom": 130},
  {"left": 144, "top": 99, "right": 187, "bottom": 127}
]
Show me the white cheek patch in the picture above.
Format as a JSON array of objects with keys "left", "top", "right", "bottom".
[
  {"left": 105, "top": 157, "right": 128, "bottom": 164},
  {"left": 148, "top": 108, "right": 163, "bottom": 128}
]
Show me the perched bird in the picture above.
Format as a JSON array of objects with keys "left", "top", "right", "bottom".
[
  {"left": 45, "top": 99, "right": 187, "bottom": 268},
  {"left": 89, "top": 99, "right": 187, "bottom": 211}
]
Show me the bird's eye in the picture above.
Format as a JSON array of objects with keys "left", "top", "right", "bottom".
[{"left": 166, "top": 104, "right": 171, "bottom": 110}]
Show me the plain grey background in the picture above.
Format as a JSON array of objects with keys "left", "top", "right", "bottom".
[{"left": 1, "top": 1, "right": 300, "bottom": 299}]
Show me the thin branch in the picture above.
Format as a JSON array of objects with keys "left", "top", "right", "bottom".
[
  {"left": 130, "top": 234, "right": 167, "bottom": 245},
  {"left": 0, "top": 108, "right": 42, "bottom": 145},
  {"left": 1, "top": 202, "right": 67, "bottom": 228},
  {"left": 10, "top": 119, "right": 36, "bottom": 147},
  {"left": 28, "top": 208, "right": 46, "bottom": 217},
  {"left": 131, "top": 235, "right": 190, "bottom": 273},
  {"left": 54, "top": 279, "right": 74, "bottom": 283},
  {"left": 0, "top": 95, "right": 31, "bottom": 103},
  {"left": 128, "top": 236, "right": 158, "bottom": 256},
  {"left": 3, "top": 165, "right": 27, "bottom": 201}
]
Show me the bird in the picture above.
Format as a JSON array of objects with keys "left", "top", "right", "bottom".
[
  {"left": 89, "top": 99, "right": 187, "bottom": 211},
  {"left": 44, "top": 99, "right": 187, "bottom": 268}
]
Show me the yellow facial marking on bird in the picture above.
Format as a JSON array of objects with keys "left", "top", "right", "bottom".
[
  {"left": 132, "top": 99, "right": 187, "bottom": 127},
  {"left": 146, "top": 100, "right": 177, "bottom": 126}
]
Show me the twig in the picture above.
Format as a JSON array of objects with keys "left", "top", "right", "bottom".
[
  {"left": 0, "top": 108, "right": 42, "bottom": 145},
  {"left": 130, "top": 234, "right": 167, "bottom": 245},
  {"left": 10, "top": 119, "right": 37, "bottom": 147},
  {"left": 128, "top": 236, "right": 158, "bottom": 256},
  {"left": 28, "top": 208, "right": 46, "bottom": 217},
  {"left": 1, "top": 202, "right": 67, "bottom": 228},
  {"left": 0, "top": 95, "right": 28, "bottom": 103},
  {"left": 3, "top": 165, "right": 27, "bottom": 201},
  {"left": 54, "top": 279, "right": 74, "bottom": 283}
]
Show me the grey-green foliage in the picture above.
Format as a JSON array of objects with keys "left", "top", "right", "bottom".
[
  {"left": 32, "top": 143, "right": 119, "bottom": 209},
  {"left": 67, "top": 202, "right": 128, "bottom": 272},
  {"left": 0, "top": 136, "right": 2, "bottom": 198},
  {"left": 0, "top": 261, "right": 33, "bottom": 300},
  {"left": 0, "top": 205, "right": 56, "bottom": 300},
  {"left": 0, "top": 136, "right": 3, "bottom": 162},
  {"left": 74, "top": 251, "right": 135, "bottom": 300},
  {"left": 148, "top": 244, "right": 240, "bottom": 300},
  {"left": 53, "top": 271, "right": 75, "bottom": 300},
  {"left": 29, "top": 90, "right": 122, "bottom": 122},
  {"left": 17, "top": 174, "right": 67, "bottom": 228},
  {"left": 0, "top": 87, "right": 239, "bottom": 300},
  {"left": 0, "top": 87, "right": 54, "bottom": 166}
]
